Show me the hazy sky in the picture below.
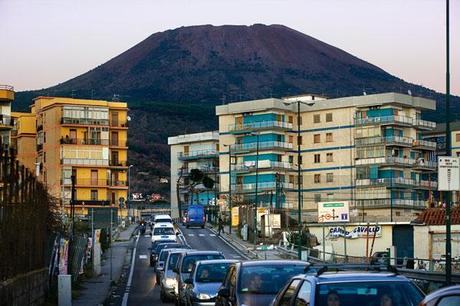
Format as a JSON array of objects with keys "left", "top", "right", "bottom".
[{"left": 1, "top": 0, "right": 459, "bottom": 95}]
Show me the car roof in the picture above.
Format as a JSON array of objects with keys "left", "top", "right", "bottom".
[
  {"left": 424, "top": 285, "right": 460, "bottom": 299},
  {"left": 241, "top": 260, "right": 308, "bottom": 267},
  {"left": 155, "top": 215, "right": 172, "bottom": 219},
  {"left": 160, "top": 248, "right": 188, "bottom": 254},
  {"left": 181, "top": 250, "right": 224, "bottom": 256},
  {"left": 196, "top": 259, "right": 239, "bottom": 265},
  {"left": 304, "top": 272, "right": 410, "bottom": 284},
  {"left": 153, "top": 222, "right": 174, "bottom": 228}
]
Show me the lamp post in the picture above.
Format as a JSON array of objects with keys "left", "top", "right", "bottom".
[
  {"left": 128, "top": 164, "right": 133, "bottom": 218},
  {"left": 284, "top": 99, "right": 315, "bottom": 259}
]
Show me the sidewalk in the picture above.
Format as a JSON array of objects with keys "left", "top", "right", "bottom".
[
  {"left": 208, "top": 224, "right": 289, "bottom": 260},
  {"left": 73, "top": 224, "right": 138, "bottom": 306}
]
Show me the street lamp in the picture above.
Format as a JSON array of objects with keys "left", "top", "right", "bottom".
[
  {"left": 249, "top": 132, "right": 260, "bottom": 247},
  {"left": 283, "top": 99, "right": 315, "bottom": 260}
]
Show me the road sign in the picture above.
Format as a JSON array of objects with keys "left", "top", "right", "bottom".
[
  {"left": 318, "top": 201, "right": 350, "bottom": 223},
  {"left": 438, "top": 157, "right": 460, "bottom": 191}
]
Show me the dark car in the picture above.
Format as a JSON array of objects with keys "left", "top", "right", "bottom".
[
  {"left": 150, "top": 241, "right": 182, "bottom": 267},
  {"left": 215, "top": 260, "right": 310, "bottom": 306},
  {"left": 174, "top": 250, "right": 225, "bottom": 306},
  {"left": 419, "top": 285, "right": 460, "bottom": 306},
  {"left": 183, "top": 259, "right": 240, "bottom": 306},
  {"left": 271, "top": 265, "right": 424, "bottom": 306}
]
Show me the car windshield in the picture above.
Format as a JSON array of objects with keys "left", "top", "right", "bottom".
[
  {"left": 239, "top": 264, "right": 307, "bottom": 294},
  {"left": 315, "top": 281, "right": 423, "bottom": 306},
  {"left": 168, "top": 253, "right": 181, "bottom": 270},
  {"left": 154, "top": 227, "right": 175, "bottom": 235},
  {"left": 160, "top": 249, "right": 175, "bottom": 261},
  {"left": 181, "top": 254, "right": 224, "bottom": 273},
  {"left": 155, "top": 218, "right": 171, "bottom": 223},
  {"left": 195, "top": 263, "right": 232, "bottom": 283}
]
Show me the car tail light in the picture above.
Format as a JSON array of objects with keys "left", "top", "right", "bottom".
[{"left": 203, "top": 216, "right": 205, "bottom": 222}]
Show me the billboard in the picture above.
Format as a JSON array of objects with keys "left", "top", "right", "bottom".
[{"left": 318, "top": 201, "right": 350, "bottom": 223}]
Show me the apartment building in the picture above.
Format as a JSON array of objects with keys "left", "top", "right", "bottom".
[
  {"left": 11, "top": 112, "right": 37, "bottom": 172},
  {"left": 32, "top": 96, "right": 129, "bottom": 216},
  {"left": 168, "top": 131, "right": 219, "bottom": 218},
  {"left": 216, "top": 92, "right": 436, "bottom": 223},
  {"left": 0, "top": 85, "right": 15, "bottom": 146}
]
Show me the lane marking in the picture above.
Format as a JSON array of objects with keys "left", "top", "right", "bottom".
[
  {"left": 139, "top": 255, "right": 147, "bottom": 259},
  {"left": 230, "top": 254, "right": 241, "bottom": 258},
  {"left": 188, "top": 234, "right": 195, "bottom": 237},
  {"left": 144, "top": 235, "right": 150, "bottom": 238},
  {"left": 210, "top": 234, "right": 216, "bottom": 237},
  {"left": 198, "top": 234, "right": 205, "bottom": 237},
  {"left": 122, "top": 232, "right": 140, "bottom": 306}
]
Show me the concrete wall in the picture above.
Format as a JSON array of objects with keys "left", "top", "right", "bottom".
[{"left": 0, "top": 268, "right": 48, "bottom": 306}]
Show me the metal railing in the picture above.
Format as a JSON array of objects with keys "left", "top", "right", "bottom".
[
  {"left": 355, "top": 115, "right": 414, "bottom": 126},
  {"left": 415, "top": 119, "right": 436, "bottom": 129},
  {"left": 234, "top": 182, "right": 294, "bottom": 191},
  {"left": 355, "top": 136, "right": 414, "bottom": 147},
  {"left": 355, "top": 156, "right": 415, "bottom": 167},
  {"left": 60, "top": 137, "right": 109, "bottom": 145},
  {"left": 61, "top": 158, "right": 109, "bottom": 166},
  {"left": 233, "top": 160, "right": 292, "bottom": 172},
  {"left": 0, "top": 115, "right": 13, "bottom": 127},
  {"left": 109, "top": 121, "right": 129, "bottom": 128},
  {"left": 356, "top": 177, "right": 415, "bottom": 187},
  {"left": 413, "top": 139, "right": 437, "bottom": 149},
  {"left": 110, "top": 139, "right": 128, "bottom": 147},
  {"left": 228, "top": 121, "right": 292, "bottom": 132},
  {"left": 61, "top": 117, "right": 109, "bottom": 126},
  {"left": 416, "top": 180, "right": 438, "bottom": 189},
  {"left": 178, "top": 149, "right": 218, "bottom": 160},
  {"left": 231, "top": 141, "right": 293, "bottom": 152},
  {"left": 0, "top": 84, "right": 14, "bottom": 91},
  {"left": 413, "top": 159, "right": 437, "bottom": 169},
  {"left": 354, "top": 198, "right": 426, "bottom": 208},
  {"left": 109, "top": 160, "right": 128, "bottom": 167}
]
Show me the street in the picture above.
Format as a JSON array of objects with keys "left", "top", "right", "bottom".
[{"left": 125, "top": 225, "right": 247, "bottom": 305}]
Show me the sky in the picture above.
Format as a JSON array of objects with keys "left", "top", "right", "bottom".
[{"left": 0, "top": 0, "right": 459, "bottom": 95}]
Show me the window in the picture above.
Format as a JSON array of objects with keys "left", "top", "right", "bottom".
[
  {"left": 294, "top": 281, "right": 312, "bottom": 306},
  {"left": 314, "top": 134, "right": 320, "bottom": 143},
  {"left": 289, "top": 175, "right": 295, "bottom": 184},
  {"left": 326, "top": 173, "right": 334, "bottom": 182},
  {"left": 279, "top": 279, "right": 301, "bottom": 306},
  {"left": 289, "top": 135, "right": 294, "bottom": 143},
  {"left": 313, "top": 114, "right": 320, "bottom": 123},
  {"left": 91, "top": 190, "right": 98, "bottom": 201},
  {"left": 314, "top": 193, "right": 321, "bottom": 202},
  {"left": 44, "top": 152, "right": 46, "bottom": 163},
  {"left": 289, "top": 156, "right": 294, "bottom": 164},
  {"left": 288, "top": 116, "right": 294, "bottom": 124},
  {"left": 326, "top": 153, "right": 333, "bottom": 162},
  {"left": 298, "top": 156, "right": 303, "bottom": 165},
  {"left": 314, "top": 174, "right": 321, "bottom": 183},
  {"left": 456, "top": 133, "right": 460, "bottom": 142},
  {"left": 314, "top": 154, "right": 321, "bottom": 163},
  {"left": 438, "top": 296, "right": 460, "bottom": 306},
  {"left": 326, "top": 113, "right": 333, "bottom": 122},
  {"left": 326, "top": 132, "right": 333, "bottom": 142},
  {"left": 298, "top": 136, "right": 303, "bottom": 145}
]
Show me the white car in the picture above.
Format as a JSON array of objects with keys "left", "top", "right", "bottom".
[
  {"left": 154, "top": 214, "right": 173, "bottom": 224},
  {"left": 152, "top": 222, "right": 177, "bottom": 243}
]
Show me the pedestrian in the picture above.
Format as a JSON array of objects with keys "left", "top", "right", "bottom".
[{"left": 218, "top": 217, "right": 224, "bottom": 235}]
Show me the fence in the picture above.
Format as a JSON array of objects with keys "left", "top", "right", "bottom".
[{"left": 0, "top": 145, "right": 61, "bottom": 305}]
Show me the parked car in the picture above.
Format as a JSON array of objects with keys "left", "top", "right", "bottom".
[
  {"left": 185, "top": 205, "right": 206, "bottom": 228},
  {"left": 174, "top": 250, "right": 225, "bottom": 306},
  {"left": 160, "top": 249, "right": 191, "bottom": 303},
  {"left": 271, "top": 265, "right": 424, "bottom": 306},
  {"left": 419, "top": 285, "right": 460, "bottom": 306},
  {"left": 151, "top": 222, "right": 177, "bottom": 243},
  {"left": 150, "top": 241, "right": 187, "bottom": 267},
  {"left": 183, "top": 259, "right": 239, "bottom": 306},
  {"left": 215, "top": 260, "right": 309, "bottom": 306}
]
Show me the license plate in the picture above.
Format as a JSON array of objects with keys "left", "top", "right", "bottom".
[{"left": 161, "top": 236, "right": 169, "bottom": 238}]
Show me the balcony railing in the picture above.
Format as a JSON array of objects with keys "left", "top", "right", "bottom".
[
  {"left": 355, "top": 115, "right": 414, "bottom": 126},
  {"left": 231, "top": 141, "right": 293, "bottom": 153},
  {"left": 62, "top": 178, "right": 127, "bottom": 186},
  {"left": 72, "top": 200, "right": 111, "bottom": 206},
  {"left": 228, "top": 121, "right": 292, "bottom": 133},
  {"left": 0, "top": 85, "right": 14, "bottom": 91},
  {"left": 110, "top": 139, "right": 128, "bottom": 147},
  {"left": 355, "top": 136, "right": 414, "bottom": 147},
  {"left": 356, "top": 177, "right": 415, "bottom": 188},
  {"left": 355, "top": 156, "right": 415, "bottom": 167},
  {"left": 60, "top": 137, "right": 109, "bottom": 145},
  {"left": 178, "top": 149, "right": 218, "bottom": 160},
  {"left": 109, "top": 160, "right": 128, "bottom": 167},
  {"left": 61, "top": 158, "right": 109, "bottom": 166},
  {"left": 110, "top": 121, "right": 129, "bottom": 128},
  {"left": 234, "top": 182, "right": 294, "bottom": 192},
  {"left": 415, "top": 180, "right": 438, "bottom": 189},
  {"left": 355, "top": 199, "right": 427, "bottom": 209},
  {"left": 0, "top": 115, "right": 13, "bottom": 127},
  {"left": 413, "top": 159, "right": 437, "bottom": 170},
  {"left": 415, "top": 119, "right": 436, "bottom": 129},
  {"left": 233, "top": 160, "right": 292, "bottom": 173},
  {"left": 412, "top": 139, "right": 437, "bottom": 150},
  {"left": 61, "top": 117, "right": 109, "bottom": 126},
  {"left": 178, "top": 167, "right": 219, "bottom": 176}
]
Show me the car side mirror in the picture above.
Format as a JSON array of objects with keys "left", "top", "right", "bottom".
[
  {"left": 176, "top": 232, "right": 180, "bottom": 236},
  {"left": 184, "top": 278, "right": 193, "bottom": 285},
  {"left": 173, "top": 267, "right": 179, "bottom": 273},
  {"left": 218, "top": 288, "right": 230, "bottom": 298}
]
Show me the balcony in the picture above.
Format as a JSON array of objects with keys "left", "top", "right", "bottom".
[
  {"left": 355, "top": 136, "right": 413, "bottom": 147},
  {"left": 109, "top": 160, "right": 128, "bottom": 167},
  {"left": 0, "top": 115, "right": 13, "bottom": 130},
  {"left": 61, "top": 117, "right": 109, "bottom": 126},
  {"left": 233, "top": 161, "right": 292, "bottom": 173},
  {"left": 0, "top": 85, "right": 14, "bottom": 101},
  {"left": 177, "top": 167, "right": 219, "bottom": 176},
  {"left": 355, "top": 199, "right": 427, "bottom": 209},
  {"left": 70, "top": 200, "right": 111, "bottom": 206},
  {"left": 234, "top": 182, "right": 294, "bottom": 192},
  {"left": 355, "top": 115, "right": 414, "bottom": 127},
  {"left": 356, "top": 177, "right": 415, "bottom": 188},
  {"left": 412, "top": 139, "right": 437, "bottom": 150},
  {"left": 355, "top": 156, "right": 415, "bottom": 167},
  {"left": 228, "top": 121, "right": 292, "bottom": 134},
  {"left": 177, "top": 149, "right": 218, "bottom": 161},
  {"left": 61, "top": 158, "right": 109, "bottom": 166},
  {"left": 110, "top": 121, "right": 129, "bottom": 128},
  {"left": 415, "top": 119, "right": 436, "bottom": 130},
  {"left": 414, "top": 180, "right": 438, "bottom": 190},
  {"left": 109, "top": 139, "right": 128, "bottom": 147},
  {"left": 412, "top": 159, "right": 437, "bottom": 171},
  {"left": 230, "top": 141, "right": 293, "bottom": 153},
  {"left": 60, "top": 137, "right": 109, "bottom": 145}
]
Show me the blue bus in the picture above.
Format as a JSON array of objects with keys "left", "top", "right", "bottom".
[{"left": 185, "top": 205, "right": 205, "bottom": 228}]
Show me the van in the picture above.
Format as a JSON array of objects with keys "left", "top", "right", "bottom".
[
  {"left": 185, "top": 205, "right": 205, "bottom": 228},
  {"left": 151, "top": 223, "right": 177, "bottom": 243}
]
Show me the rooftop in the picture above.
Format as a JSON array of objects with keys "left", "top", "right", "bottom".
[
  {"left": 168, "top": 130, "right": 219, "bottom": 145},
  {"left": 413, "top": 207, "right": 460, "bottom": 225}
]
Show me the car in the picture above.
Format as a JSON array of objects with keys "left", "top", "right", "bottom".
[
  {"left": 160, "top": 249, "right": 191, "bottom": 303},
  {"left": 154, "top": 214, "right": 173, "bottom": 224},
  {"left": 151, "top": 222, "right": 177, "bottom": 243},
  {"left": 419, "top": 285, "right": 460, "bottom": 306},
  {"left": 156, "top": 245, "right": 191, "bottom": 282},
  {"left": 174, "top": 250, "right": 225, "bottom": 306},
  {"left": 183, "top": 259, "right": 240, "bottom": 306},
  {"left": 215, "top": 260, "right": 309, "bottom": 306},
  {"left": 150, "top": 241, "right": 186, "bottom": 267},
  {"left": 271, "top": 265, "right": 425, "bottom": 306},
  {"left": 185, "top": 205, "right": 206, "bottom": 228}
]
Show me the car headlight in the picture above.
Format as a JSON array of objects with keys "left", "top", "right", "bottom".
[
  {"left": 166, "top": 278, "right": 177, "bottom": 288},
  {"left": 197, "top": 293, "right": 211, "bottom": 300}
]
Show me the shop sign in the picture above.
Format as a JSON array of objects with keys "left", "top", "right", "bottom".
[{"left": 328, "top": 225, "right": 382, "bottom": 239}]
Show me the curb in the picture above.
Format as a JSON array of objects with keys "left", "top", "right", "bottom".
[{"left": 207, "top": 226, "right": 258, "bottom": 259}]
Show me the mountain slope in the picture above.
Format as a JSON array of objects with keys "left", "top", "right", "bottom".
[{"left": 14, "top": 24, "right": 456, "bottom": 195}]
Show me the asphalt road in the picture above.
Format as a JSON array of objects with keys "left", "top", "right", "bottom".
[{"left": 125, "top": 225, "right": 246, "bottom": 306}]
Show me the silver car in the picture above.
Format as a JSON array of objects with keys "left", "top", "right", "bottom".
[
  {"left": 183, "top": 259, "right": 239, "bottom": 306},
  {"left": 160, "top": 249, "right": 190, "bottom": 302}
]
